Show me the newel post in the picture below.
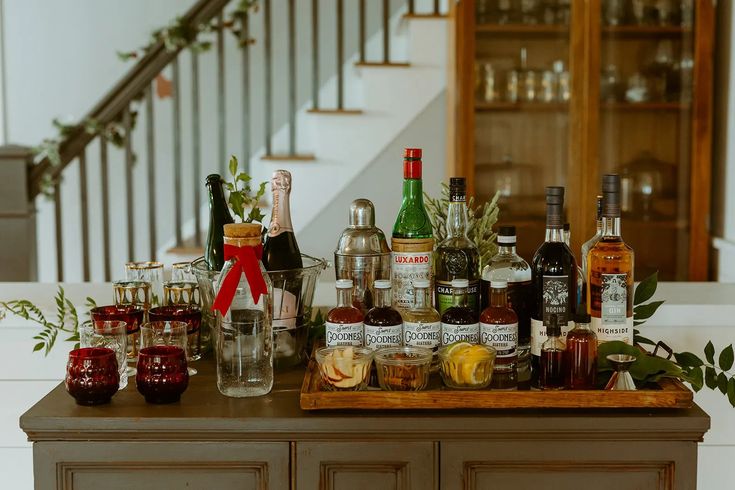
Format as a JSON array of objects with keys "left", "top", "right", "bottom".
[{"left": 0, "top": 145, "right": 37, "bottom": 280}]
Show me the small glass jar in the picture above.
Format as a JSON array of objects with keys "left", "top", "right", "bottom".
[
  {"left": 374, "top": 346, "right": 432, "bottom": 391},
  {"left": 315, "top": 346, "right": 373, "bottom": 391},
  {"left": 438, "top": 343, "right": 496, "bottom": 390}
]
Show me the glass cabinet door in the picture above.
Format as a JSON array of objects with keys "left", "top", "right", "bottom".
[
  {"left": 598, "top": 0, "right": 697, "bottom": 281},
  {"left": 473, "top": 0, "right": 573, "bottom": 261}
]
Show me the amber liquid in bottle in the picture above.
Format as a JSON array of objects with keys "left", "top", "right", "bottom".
[
  {"left": 441, "top": 280, "right": 479, "bottom": 345},
  {"left": 325, "top": 280, "right": 364, "bottom": 347},
  {"left": 539, "top": 314, "right": 565, "bottom": 390},
  {"left": 564, "top": 313, "right": 597, "bottom": 389}
]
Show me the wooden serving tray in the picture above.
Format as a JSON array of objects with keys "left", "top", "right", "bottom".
[{"left": 299, "top": 356, "right": 693, "bottom": 410}]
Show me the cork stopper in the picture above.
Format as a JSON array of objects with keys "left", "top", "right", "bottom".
[{"left": 224, "top": 223, "right": 262, "bottom": 246}]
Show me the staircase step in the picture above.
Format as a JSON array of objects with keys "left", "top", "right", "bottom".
[
  {"left": 307, "top": 108, "right": 363, "bottom": 115},
  {"left": 355, "top": 62, "right": 410, "bottom": 68},
  {"left": 261, "top": 154, "right": 315, "bottom": 161},
  {"left": 403, "top": 13, "right": 448, "bottom": 19}
]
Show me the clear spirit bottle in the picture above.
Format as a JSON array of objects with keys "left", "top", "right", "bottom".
[{"left": 402, "top": 279, "right": 441, "bottom": 352}]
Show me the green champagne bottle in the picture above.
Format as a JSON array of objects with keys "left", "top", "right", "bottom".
[
  {"left": 204, "top": 174, "right": 234, "bottom": 271},
  {"left": 391, "top": 148, "right": 434, "bottom": 311}
]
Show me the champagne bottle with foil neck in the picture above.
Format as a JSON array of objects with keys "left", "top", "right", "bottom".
[
  {"left": 391, "top": 148, "right": 434, "bottom": 311},
  {"left": 263, "top": 170, "right": 303, "bottom": 271},
  {"left": 205, "top": 174, "right": 235, "bottom": 271}
]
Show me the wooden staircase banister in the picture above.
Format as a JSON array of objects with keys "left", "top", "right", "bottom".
[{"left": 28, "top": 0, "right": 231, "bottom": 199}]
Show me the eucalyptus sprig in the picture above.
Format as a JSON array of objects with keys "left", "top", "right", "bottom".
[
  {"left": 424, "top": 184, "right": 500, "bottom": 269},
  {"left": 0, "top": 287, "right": 97, "bottom": 356},
  {"left": 224, "top": 155, "right": 267, "bottom": 225}
]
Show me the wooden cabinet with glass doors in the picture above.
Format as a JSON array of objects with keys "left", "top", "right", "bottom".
[{"left": 448, "top": 0, "right": 714, "bottom": 281}]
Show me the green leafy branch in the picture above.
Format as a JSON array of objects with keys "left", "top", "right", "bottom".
[
  {"left": 424, "top": 184, "right": 501, "bottom": 269},
  {"left": 0, "top": 287, "right": 97, "bottom": 356},
  {"left": 224, "top": 155, "right": 267, "bottom": 226},
  {"left": 602, "top": 271, "right": 735, "bottom": 407}
]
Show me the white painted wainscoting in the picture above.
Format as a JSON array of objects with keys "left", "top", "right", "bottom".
[{"left": 1, "top": 282, "right": 734, "bottom": 488}]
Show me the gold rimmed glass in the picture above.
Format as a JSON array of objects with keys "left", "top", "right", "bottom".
[{"left": 125, "top": 261, "right": 164, "bottom": 305}]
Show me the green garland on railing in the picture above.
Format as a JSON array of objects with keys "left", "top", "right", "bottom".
[{"left": 32, "top": 0, "right": 260, "bottom": 198}]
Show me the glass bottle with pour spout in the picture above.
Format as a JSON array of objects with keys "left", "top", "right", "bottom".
[{"left": 334, "top": 199, "right": 391, "bottom": 314}]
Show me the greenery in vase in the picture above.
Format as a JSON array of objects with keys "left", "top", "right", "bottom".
[
  {"left": 223, "top": 155, "right": 267, "bottom": 231},
  {"left": 424, "top": 184, "right": 500, "bottom": 269},
  {"left": 599, "top": 272, "right": 735, "bottom": 407}
]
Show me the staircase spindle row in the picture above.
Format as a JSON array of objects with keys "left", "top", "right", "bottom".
[{"left": 28, "top": 0, "right": 447, "bottom": 282}]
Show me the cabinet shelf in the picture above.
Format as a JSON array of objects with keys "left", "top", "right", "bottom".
[
  {"left": 602, "top": 25, "right": 692, "bottom": 38},
  {"left": 476, "top": 23, "right": 568, "bottom": 36},
  {"left": 476, "top": 101, "right": 568, "bottom": 112},
  {"left": 601, "top": 101, "right": 690, "bottom": 111}
]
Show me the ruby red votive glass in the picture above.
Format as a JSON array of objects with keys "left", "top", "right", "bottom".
[
  {"left": 149, "top": 305, "right": 202, "bottom": 361},
  {"left": 91, "top": 305, "right": 145, "bottom": 362},
  {"left": 136, "top": 345, "right": 189, "bottom": 404},
  {"left": 65, "top": 347, "right": 120, "bottom": 406}
]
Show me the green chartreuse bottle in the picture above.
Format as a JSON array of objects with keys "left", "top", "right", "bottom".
[
  {"left": 391, "top": 148, "right": 434, "bottom": 312},
  {"left": 205, "top": 174, "right": 235, "bottom": 271},
  {"left": 434, "top": 177, "right": 480, "bottom": 316}
]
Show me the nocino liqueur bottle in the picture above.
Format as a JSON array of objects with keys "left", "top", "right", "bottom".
[
  {"left": 205, "top": 174, "right": 235, "bottom": 271},
  {"left": 434, "top": 177, "right": 480, "bottom": 316},
  {"left": 441, "top": 279, "right": 480, "bottom": 345},
  {"left": 531, "top": 186, "right": 578, "bottom": 376},
  {"left": 325, "top": 279, "right": 364, "bottom": 347},
  {"left": 262, "top": 170, "right": 304, "bottom": 334},
  {"left": 364, "top": 280, "right": 403, "bottom": 351},
  {"left": 587, "top": 174, "right": 634, "bottom": 344},
  {"left": 391, "top": 148, "right": 434, "bottom": 311}
]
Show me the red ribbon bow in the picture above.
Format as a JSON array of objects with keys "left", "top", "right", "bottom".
[{"left": 211, "top": 243, "right": 267, "bottom": 316}]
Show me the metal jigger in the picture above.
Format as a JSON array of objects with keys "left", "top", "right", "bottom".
[{"left": 604, "top": 354, "right": 637, "bottom": 391}]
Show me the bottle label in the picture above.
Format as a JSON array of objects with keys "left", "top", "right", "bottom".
[
  {"left": 391, "top": 251, "right": 432, "bottom": 309},
  {"left": 435, "top": 280, "right": 479, "bottom": 315},
  {"left": 325, "top": 322, "right": 364, "bottom": 347},
  {"left": 601, "top": 273, "right": 627, "bottom": 324},
  {"left": 480, "top": 322, "right": 518, "bottom": 358},
  {"left": 592, "top": 317, "right": 634, "bottom": 344},
  {"left": 272, "top": 288, "right": 298, "bottom": 331},
  {"left": 403, "top": 321, "right": 441, "bottom": 349},
  {"left": 541, "top": 275, "right": 570, "bottom": 325},
  {"left": 364, "top": 324, "right": 403, "bottom": 351},
  {"left": 441, "top": 323, "right": 479, "bottom": 345},
  {"left": 530, "top": 318, "right": 574, "bottom": 357}
]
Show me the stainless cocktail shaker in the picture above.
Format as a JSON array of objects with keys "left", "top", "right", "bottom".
[{"left": 334, "top": 199, "right": 391, "bottom": 312}]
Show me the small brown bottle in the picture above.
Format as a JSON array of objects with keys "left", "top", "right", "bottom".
[
  {"left": 540, "top": 314, "right": 565, "bottom": 390},
  {"left": 325, "top": 279, "right": 364, "bottom": 347},
  {"left": 565, "top": 312, "right": 597, "bottom": 389}
]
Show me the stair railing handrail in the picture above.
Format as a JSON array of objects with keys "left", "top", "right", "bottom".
[{"left": 27, "top": 0, "right": 231, "bottom": 199}]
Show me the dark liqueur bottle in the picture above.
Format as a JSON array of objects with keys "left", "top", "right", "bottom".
[
  {"left": 540, "top": 314, "right": 565, "bottom": 390},
  {"left": 325, "top": 279, "right": 364, "bottom": 348},
  {"left": 363, "top": 280, "right": 403, "bottom": 351},
  {"left": 204, "top": 174, "right": 234, "bottom": 271},
  {"left": 440, "top": 279, "right": 479, "bottom": 345},
  {"left": 530, "top": 186, "right": 578, "bottom": 383},
  {"left": 434, "top": 177, "right": 480, "bottom": 316}
]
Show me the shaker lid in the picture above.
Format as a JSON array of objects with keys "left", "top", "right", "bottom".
[{"left": 335, "top": 199, "right": 391, "bottom": 257}]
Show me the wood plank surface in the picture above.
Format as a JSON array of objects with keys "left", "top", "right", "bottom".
[{"left": 300, "top": 356, "right": 693, "bottom": 410}]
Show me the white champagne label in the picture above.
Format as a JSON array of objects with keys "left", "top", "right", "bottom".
[
  {"left": 364, "top": 323, "right": 403, "bottom": 351},
  {"left": 272, "top": 288, "right": 298, "bottom": 331},
  {"left": 530, "top": 318, "right": 574, "bottom": 357},
  {"left": 441, "top": 323, "right": 480, "bottom": 345},
  {"left": 480, "top": 322, "right": 518, "bottom": 358},
  {"left": 403, "top": 321, "right": 441, "bottom": 349},
  {"left": 391, "top": 251, "right": 432, "bottom": 309},
  {"left": 325, "top": 322, "right": 364, "bottom": 347}
]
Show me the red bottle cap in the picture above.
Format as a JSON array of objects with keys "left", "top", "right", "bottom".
[{"left": 403, "top": 148, "right": 423, "bottom": 179}]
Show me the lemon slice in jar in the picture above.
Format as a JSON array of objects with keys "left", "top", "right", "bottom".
[{"left": 460, "top": 345, "right": 492, "bottom": 385}]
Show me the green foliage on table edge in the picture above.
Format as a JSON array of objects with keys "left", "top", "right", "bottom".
[
  {"left": 602, "top": 271, "right": 735, "bottom": 407},
  {"left": 0, "top": 287, "right": 97, "bottom": 356},
  {"left": 33, "top": 0, "right": 261, "bottom": 198},
  {"left": 424, "top": 184, "right": 501, "bottom": 270}
]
